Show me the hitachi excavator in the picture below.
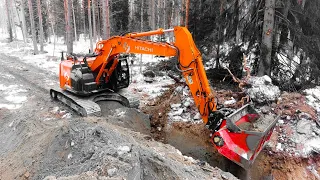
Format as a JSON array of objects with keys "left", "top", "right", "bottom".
[{"left": 50, "top": 26, "right": 278, "bottom": 169}]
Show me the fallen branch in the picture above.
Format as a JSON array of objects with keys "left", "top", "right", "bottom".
[{"left": 168, "top": 72, "right": 184, "bottom": 84}]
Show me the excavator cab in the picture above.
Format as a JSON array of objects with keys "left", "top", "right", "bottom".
[{"left": 210, "top": 104, "right": 279, "bottom": 169}]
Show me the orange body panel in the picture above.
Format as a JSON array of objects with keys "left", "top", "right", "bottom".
[{"left": 59, "top": 59, "right": 73, "bottom": 89}]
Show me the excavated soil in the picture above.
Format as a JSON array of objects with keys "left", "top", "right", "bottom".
[
  {"left": 142, "top": 85, "right": 320, "bottom": 180},
  {"left": 237, "top": 114, "right": 277, "bottom": 132},
  {"left": 97, "top": 101, "right": 151, "bottom": 135}
]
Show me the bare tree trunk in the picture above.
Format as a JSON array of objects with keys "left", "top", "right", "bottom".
[
  {"left": 28, "top": 0, "right": 38, "bottom": 54},
  {"left": 234, "top": 0, "right": 240, "bottom": 43},
  {"left": 180, "top": 0, "right": 185, "bottom": 26},
  {"left": 141, "top": 0, "right": 144, "bottom": 31},
  {"left": 8, "top": 0, "right": 17, "bottom": 39},
  {"left": 151, "top": 0, "right": 155, "bottom": 30},
  {"left": 72, "top": 0, "right": 77, "bottom": 41},
  {"left": 185, "top": 0, "right": 190, "bottom": 28},
  {"left": 5, "top": 0, "right": 13, "bottom": 42},
  {"left": 64, "top": 0, "right": 73, "bottom": 54},
  {"left": 83, "top": 0, "right": 87, "bottom": 41},
  {"left": 301, "top": 0, "right": 306, "bottom": 9},
  {"left": 101, "top": 0, "right": 110, "bottom": 39},
  {"left": 158, "top": 0, "right": 161, "bottom": 28},
  {"left": 163, "top": 0, "right": 166, "bottom": 29},
  {"left": 258, "top": 0, "right": 275, "bottom": 76},
  {"left": 20, "top": 0, "right": 28, "bottom": 43},
  {"left": 102, "top": 0, "right": 107, "bottom": 39},
  {"left": 88, "top": 0, "right": 93, "bottom": 51},
  {"left": 140, "top": 0, "right": 144, "bottom": 73},
  {"left": 97, "top": 3, "right": 101, "bottom": 40},
  {"left": 37, "top": 0, "right": 44, "bottom": 52},
  {"left": 106, "top": 0, "right": 110, "bottom": 38},
  {"left": 92, "top": 0, "right": 97, "bottom": 42}
]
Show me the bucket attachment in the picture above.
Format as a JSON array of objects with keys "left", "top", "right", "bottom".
[{"left": 211, "top": 104, "right": 279, "bottom": 169}]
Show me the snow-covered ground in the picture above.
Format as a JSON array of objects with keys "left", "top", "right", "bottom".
[{"left": 0, "top": 34, "right": 175, "bottom": 109}]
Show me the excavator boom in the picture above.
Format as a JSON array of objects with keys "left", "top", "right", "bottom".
[{"left": 51, "top": 26, "right": 278, "bottom": 169}]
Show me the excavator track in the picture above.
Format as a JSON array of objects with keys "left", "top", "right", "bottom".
[{"left": 50, "top": 88, "right": 130, "bottom": 117}]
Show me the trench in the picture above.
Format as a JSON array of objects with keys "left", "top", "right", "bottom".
[
  {"left": 138, "top": 84, "right": 283, "bottom": 180},
  {"left": 163, "top": 123, "right": 249, "bottom": 179},
  {"left": 96, "top": 89, "right": 314, "bottom": 180}
]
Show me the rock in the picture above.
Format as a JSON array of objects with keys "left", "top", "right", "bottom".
[
  {"left": 260, "top": 106, "right": 271, "bottom": 114},
  {"left": 298, "top": 112, "right": 313, "bottom": 120},
  {"left": 224, "top": 98, "right": 236, "bottom": 105},
  {"left": 172, "top": 116, "right": 183, "bottom": 121},
  {"left": 246, "top": 75, "right": 280, "bottom": 103},
  {"left": 183, "top": 101, "right": 191, "bottom": 107},
  {"left": 312, "top": 125, "right": 320, "bottom": 135},
  {"left": 67, "top": 153, "right": 72, "bottom": 159},
  {"left": 175, "top": 86, "right": 183, "bottom": 93},
  {"left": 220, "top": 171, "right": 236, "bottom": 180},
  {"left": 43, "top": 176, "right": 56, "bottom": 180},
  {"left": 50, "top": 107, "right": 59, "bottom": 114},
  {"left": 193, "top": 113, "right": 201, "bottom": 120},
  {"left": 302, "top": 138, "right": 320, "bottom": 157},
  {"left": 117, "top": 145, "right": 131, "bottom": 156},
  {"left": 24, "top": 171, "right": 30, "bottom": 178},
  {"left": 172, "top": 109, "right": 184, "bottom": 116},
  {"left": 107, "top": 168, "right": 117, "bottom": 177},
  {"left": 171, "top": 104, "right": 182, "bottom": 109},
  {"left": 263, "top": 75, "right": 272, "bottom": 84},
  {"left": 296, "top": 119, "right": 312, "bottom": 134},
  {"left": 143, "top": 70, "right": 156, "bottom": 78},
  {"left": 144, "top": 77, "right": 154, "bottom": 83},
  {"left": 276, "top": 143, "right": 283, "bottom": 151},
  {"left": 247, "top": 86, "right": 280, "bottom": 103}
]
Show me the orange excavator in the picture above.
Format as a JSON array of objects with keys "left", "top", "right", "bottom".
[{"left": 50, "top": 26, "right": 278, "bottom": 169}]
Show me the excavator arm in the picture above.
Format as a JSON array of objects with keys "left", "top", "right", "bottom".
[{"left": 90, "top": 27, "right": 217, "bottom": 127}]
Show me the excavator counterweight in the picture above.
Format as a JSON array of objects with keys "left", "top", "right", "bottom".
[{"left": 50, "top": 26, "right": 278, "bottom": 169}]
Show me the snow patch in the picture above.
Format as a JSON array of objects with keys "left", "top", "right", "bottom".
[
  {"left": 0, "top": 84, "right": 28, "bottom": 109},
  {"left": 304, "top": 86, "right": 320, "bottom": 111},
  {"left": 0, "top": 104, "right": 22, "bottom": 110},
  {"left": 302, "top": 138, "right": 320, "bottom": 156},
  {"left": 5, "top": 95, "right": 27, "bottom": 104}
]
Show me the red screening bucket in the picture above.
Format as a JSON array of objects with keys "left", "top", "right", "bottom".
[{"left": 211, "top": 104, "right": 279, "bottom": 169}]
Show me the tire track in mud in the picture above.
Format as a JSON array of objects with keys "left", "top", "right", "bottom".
[
  {"left": 0, "top": 54, "right": 72, "bottom": 179},
  {"left": 0, "top": 53, "right": 59, "bottom": 97}
]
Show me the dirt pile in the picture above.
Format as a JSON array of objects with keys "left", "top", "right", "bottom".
[
  {"left": 0, "top": 107, "right": 238, "bottom": 180},
  {"left": 37, "top": 120, "right": 235, "bottom": 179}
]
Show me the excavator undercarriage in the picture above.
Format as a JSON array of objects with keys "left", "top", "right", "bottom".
[{"left": 50, "top": 26, "right": 278, "bottom": 169}]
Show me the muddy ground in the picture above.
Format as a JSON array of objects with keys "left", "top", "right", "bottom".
[
  {"left": 142, "top": 84, "right": 320, "bottom": 180},
  {"left": 0, "top": 51, "right": 319, "bottom": 180}
]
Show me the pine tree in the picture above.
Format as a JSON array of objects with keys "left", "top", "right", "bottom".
[{"left": 28, "top": 0, "right": 38, "bottom": 54}]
